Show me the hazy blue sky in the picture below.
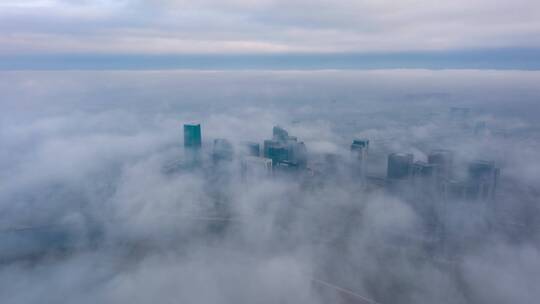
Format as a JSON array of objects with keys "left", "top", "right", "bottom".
[{"left": 1, "top": 0, "right": 539, "bottom": 69}]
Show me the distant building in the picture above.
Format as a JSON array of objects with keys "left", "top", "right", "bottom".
[
  {"left": 322, "top": 153, "right": 342, "bottom": 175},
  {"left": 450, "top": 107, "right": 470, "bottom": 117},
  {"left": 467, "top": 160, "right": 500, "bottom": 201},
  {"left": 412, "top": 161, "right": 437, "bottom": 196},
  {"left": 183, "top": 123, "right": 202, "bottom": 165},
  {"left": 442, "top": 160, "right": 500, "bottom": 202},
  {"left": 244, "top": 142, "right": 260, "bottom": 157},
  {"left": 274, "top": 160, "right": 300, "bottom": 174},
  {"left": 412, "top": 161, "right": 435, "bottom": 177},
  {"left": 263, "top": 126, "right": 307, "bottom": 169},
  {"left": 442, "top": 180, "right": 480, "bottom": 201},
  {"left": 264, "top": 140, "right": 289, "bottom": 164},
  {"left": 351, "top": 139, "right": 369, "bottom": 181},
  {"left": 289, "top": 141, "right": 307, "bottom": 168},
  {"left": 273, "top": 126, "right": 289, "bottom": 143},
  {"left": 241, "top": 156, "right": 272, "bottom": 180},
  {"left": 474, "top": 121, "right": 487, "bottom": 136},
  {"left": 184, "top": 124, "right": 202, "bottom": 149},
  {"left": 428, "top": 149, "right": 454, "bottom": 180},
  {"left": 212, "top": 138, "right": 234, "bottom": 162},
  {"left": 450, "top": 107, "right": 470, "bottom": 121},
  {"left": 351, "top": 139, "right": 369, "bottom": 152},
  {"left": 387, "top": 153, "right": 414, "bottom": 180}
]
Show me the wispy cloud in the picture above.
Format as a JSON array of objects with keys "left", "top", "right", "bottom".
[{"left": 1, "top": 0, "right": 539, "bottom": 55}]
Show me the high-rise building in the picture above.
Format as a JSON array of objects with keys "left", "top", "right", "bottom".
[
  {"left": 411, "top": 160, "right": 438, "bottom": 199},
  {"left": 274, "top": 160, "right": 300, "bottom": 174},
  {"left": 183, "top": 124, "right": 202, "bottom": 166},
  {"left": 412, "top": 161, "right": 435, "bottom": 177},
  {"left": 184, "top": 124, "right": 202, "bottom": 149},
  {"left": 442, "top": 180, "right": 482, "bottom": 201},
  {"left": 263, "top": 126, "right": 308, "bottom": 169},
  {"left": 273, "top": 126, "right": 289, "bottom": 143},
  {"left": 241, "top": 156, "right": 272, "bottom": 180},
  {"left": 244, "top": 142, "right": 260, "bottom": 157},
  {"left": 321, "top": 153, "right": 342, "bottom": 176},
  {"left": 449, "top": 107, "right": 471, "bottom": 127},
  {"left": 289, "top": 141, "right": 307, "bottom": 168},
  {"left": 467, "top": 160, "right": 499, "bottom": 201},
  {"left": 442, "top": 160, "right": 500, "bottom": 202},
  {"left": 266, "top": 144, "right": 289, "bottom": 164},
  {"left": 351, "top": 139, "right": 369, "bottom": 180},
  {"left": 387, "top": 153, "right": 414, "bottom": 180},
  {"left": 212, "top": 138, "right": 234, "bottom": 162},
  {"left": 468, "top": 160, "right": 496, "bottom": 180},
  {"left": 428, "top": 149, "right": 454, "bottom": 180},
  {"left": 351, "top": 139, "right": 369, "bottom": 152}
]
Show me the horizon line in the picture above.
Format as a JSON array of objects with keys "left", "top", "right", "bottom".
[{"left": 1, "top": 48, "right": 539, "bottom": 71}]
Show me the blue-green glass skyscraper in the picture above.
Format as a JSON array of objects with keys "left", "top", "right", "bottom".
[
  {"left": 184, "top": 124, "right": 202, "bottom": 166},
  {"left": 184, "top": 124, "right": 202, "bottom": 149}
]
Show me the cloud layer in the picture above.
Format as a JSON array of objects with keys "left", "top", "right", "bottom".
[
  {"left": 1, "top": 0, "right": 540, "bottom": 54},
  {"left": 1, "top": 70, "right": 540, "bottom": 303}
]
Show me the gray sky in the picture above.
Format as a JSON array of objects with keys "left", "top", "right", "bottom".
[{"left": 1, "top": 0, "right": 540, "bottom": 55}]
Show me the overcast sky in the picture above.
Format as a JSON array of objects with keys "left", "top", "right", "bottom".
[{"left": 1, "top": 0, "right": 540, "bottom": 56}]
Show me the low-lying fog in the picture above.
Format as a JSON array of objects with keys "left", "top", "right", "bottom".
[{"left": 1, "top": 69, "right": 539, "bottom": 304}]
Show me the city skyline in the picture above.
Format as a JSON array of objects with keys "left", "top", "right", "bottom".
[
  {"left": 1, "top": 68, "right": 538, "bottom": 304},
  {"left": 1, "top": 1, "right": 539, "bottom": 304}
]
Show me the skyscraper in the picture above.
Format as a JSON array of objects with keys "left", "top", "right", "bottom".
[
  {"left": 428, "top": 149, "right": 454, "bottom": 180},
  {"left": 265, "top": 143, "right": 289, "bottom": 165},
  {"left": 412, "top": 161, "right": 435, "bottom": 177},
  {"left": 351, "top": 139, "right": 369, "bottom": 152},
  {"left": 351, "top": 139, "right": 369, "bottom": 180},
  {"left": 449, "top": 107, "right": 470, "bottom": 127},
  {"left": 387, "top": 153, "right": 413, "bottom": 180},
  {"left": 244, "top": 142, "right": 260, "bottom": 157},
  {"left": 273, "top": 126, "right": 289, "bottom": 143},
  {"left": 184, "top": 124, "right": 202, "bottom": 166},
  {"left": 411, "top": 160, "right": 438, "bottom": 199},
  {"left": 212, "top": 138, "right": 234, "bottom": 162},
  {"left": 442, "top": 160, "right": 500, "bottom": 202},
  {"left": 467, "top": 160, "right": 499, "bottom": 201},
  {"left": 241, "top": 156, "right": 272, "bottom": 180},
  {"left": 289, "top": 141, "right": 307, "bottom": 168},
  {"left": 264, "top": 126, "right": 308, "bottom": 169},
  {"left": 184, "top": 124, "right": 202, "bottom": 149}
]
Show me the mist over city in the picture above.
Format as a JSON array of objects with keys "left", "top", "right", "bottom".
[
  {"left": 1, "top": 70, "right": 539, "bottom": 303},
  {"left": 1, "top": 1, "right": 540, "bottom": 304}
]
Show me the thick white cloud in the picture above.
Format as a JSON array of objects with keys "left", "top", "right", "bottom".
[
  {"left": 1, "top": 70, "right": 540, "bottom": 303},
  {"left": 0, "top": 0, "right": 539, "bottom": 54}
]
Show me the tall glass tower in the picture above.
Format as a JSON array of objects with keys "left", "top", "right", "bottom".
[
  {"left": 184, "top": 124, "right": 202, "bottom": 149},
  {"left": 184, "top": 124, "right": 202, "bottom": 166},
  {"left": 351, "top": 139, "right": 369, "bottom": 182}
]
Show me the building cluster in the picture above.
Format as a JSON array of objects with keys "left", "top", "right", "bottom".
[
  {"left": 181, "top": 123, "right": 499, "bottom": 202},
  {"left": 385, "top": 149, "right": 499, "bottom": 202}
]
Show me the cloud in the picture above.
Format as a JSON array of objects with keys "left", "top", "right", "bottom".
[
  {"left": 1, "top": 69, "right": 540, "bottom": 303},
  {"left": 0, "top": 0, "right": 539, "bottom": 54}
]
